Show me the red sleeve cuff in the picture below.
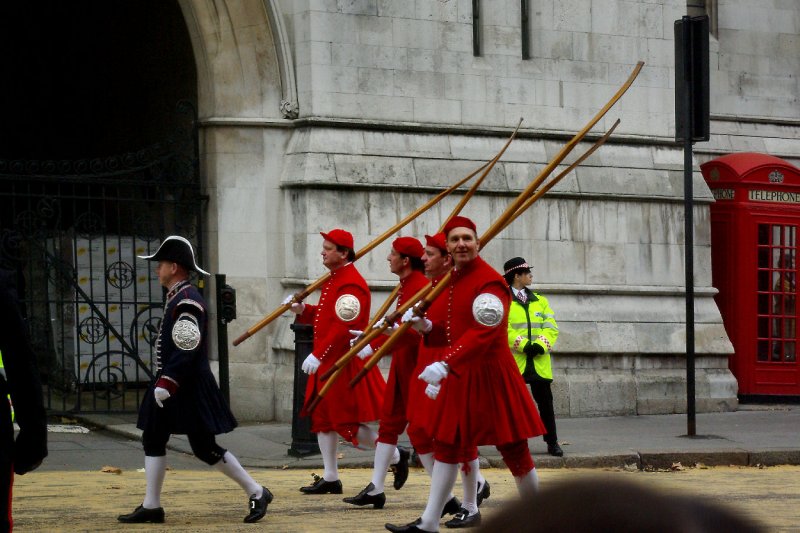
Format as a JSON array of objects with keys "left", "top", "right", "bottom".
[{"left": 156, "top": 376, "right": 179, "bottom": 394}]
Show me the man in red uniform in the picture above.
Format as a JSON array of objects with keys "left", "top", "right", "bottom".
[
  {"left": 289, "top": 229, "right": 386, "bottom": 494},
  {"left": 387, "top": 217, "right": 545, "bottom": 532},
  {"left": 343, "top": 236, "right": 428, "bottom": 508}
]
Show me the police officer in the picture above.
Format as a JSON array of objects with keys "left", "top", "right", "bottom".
[
  {"left": 503, "top": 257, "right": 562, "bottom": 457},
  {"left": 118, "top": 236, "right": 272, "bottom": 524}
]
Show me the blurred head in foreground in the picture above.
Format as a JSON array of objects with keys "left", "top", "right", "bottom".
[{"left": 476, "top": 475, "right": 765, "bottom": 533}]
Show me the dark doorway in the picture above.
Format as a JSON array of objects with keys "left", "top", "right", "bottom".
[
  {"left": 0, "top": 0, "right": 197, "bottom": 159},
  {"left": 0, "top": 1, "right": 203, "bottom": 414}
]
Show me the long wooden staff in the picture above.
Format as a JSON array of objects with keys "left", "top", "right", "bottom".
[
  {"left": 232, "top": 161, "right": 487, "bottom": 346},
  {"left": 305, "top": 120, "right": 524, "bottom": 411},
  {"left": 507, "top": 118, "right": 620, "bottom": 226},
  {"left": 318, "top": 117, "right": 524, "bottom": 383},
  {"left": 349, "top": 120, "right": 620, "bottom": 385},
  {"left": 349, "top": 61, "right": 643, "bottom": 385}
]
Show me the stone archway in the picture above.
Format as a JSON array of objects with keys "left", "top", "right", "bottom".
[
  {"left": 175, "top": 0, "right": 297, "bottom": 421},
  {"left": 0, "top": 0, "right": 203, "bottom": 414}
]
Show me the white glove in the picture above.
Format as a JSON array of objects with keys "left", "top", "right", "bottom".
[
  {"left": 348, "top": 329, "right": 363, "bottom": 347},
  {"left": 419, "top": 361, "right": 448, "bottom": 385},
  {"left": 282, "top": 295, "right": 305, "bottom": 314},
  {"left": 378, "top": 317, "right": 398, "bottom": 336},
  {"left": 425, "top": 383, "right": 441, "bottom": 400},
  {"left": 401, "top": 308, "right": 432, "bottom": 333},
  {"left": 301, "top": 353, "right": 321, "bottom": 374},
  {"left": 357, "top": 344, "right": 374, "bottom": 360},
  {"left": 154, "top": 387, "right": 171, "bottom": 408}
]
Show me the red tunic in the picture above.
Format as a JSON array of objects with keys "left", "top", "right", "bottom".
[
  {"left": 406, "top": 272, "right": 448, "bottom": 441},
  {"left": 369, "top": 270, "right": 429, "bottom": 442},
  {"left": 297, "top": 262, "right": 385, "bottom": 443},
  {"left": 423, "top": 256, "right": 545, "bottom": 447}
]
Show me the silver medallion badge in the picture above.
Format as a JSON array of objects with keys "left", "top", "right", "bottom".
[
  {"left": 172, "top": 317, "right": 201, "bottom": 350},
  {"left": 335, "top": 294, "right": 361, "bottom": 322},
  {"left": 472, "top": 293, "right": 504, "bottom": 327}
]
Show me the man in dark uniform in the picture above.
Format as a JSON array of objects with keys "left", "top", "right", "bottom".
[
  {"left": 118, "top": 236, "right": 272, "bottom": 524},
  {"left": 0, "top": 269, "right": 48, "bottom": 532}
]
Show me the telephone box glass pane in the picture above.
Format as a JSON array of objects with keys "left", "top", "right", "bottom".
[
  {"left": 757, "top": 340, "right": 768, "bottom": 361},
  {"left": 756, "top": 223, "right": 799, "bottom": 366},
  {"left": 758, "top": 270, "right": 769, "bottom": 292}
]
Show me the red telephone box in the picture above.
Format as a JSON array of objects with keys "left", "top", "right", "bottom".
[{"left": 701, "top": 152, "right": 800, "bottom": 398}]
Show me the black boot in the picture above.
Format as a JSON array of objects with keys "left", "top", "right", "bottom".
[
  {"left": 547, "top": 442, "right": 564, "bottom": 457},
  {"left": 300, "top": 474, "right": 343, "bottom": 494},
  {"left": 385, "top": 518, "right": 434, "bottom": 532},
  {"left": 244, "top": 486, "right": 273, "bottom": 523},
  {"left": 477, "top": 479, "right": 491, "bottom": 506},
  {"left": 444, "top": 508, "right": 482, "bottom": 529},
  {"left": 343, "top": 482, "right": 386, "bottom": 509},
  {"left": 391, "top": 447, "right": 411, "bottom": 490},
  {"left": 442, "top": 496, "right": 461, "bottom": 517},
  {"left": 117, "top": 505, "right": 165, "bottom": 523}
]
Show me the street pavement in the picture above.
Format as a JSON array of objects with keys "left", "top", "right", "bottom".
[{"left": 69, "top": 402, "right": 800, "bottom": 472}]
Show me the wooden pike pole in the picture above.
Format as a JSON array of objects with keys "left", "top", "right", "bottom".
[
  {"left": 349, "top": 61, "right": 643, "bottom": 386},
  {"left": 318, "top": 117, "right": 524, "bottom": 383},
  {"left": 305, "top": 119, "right": 524, "bottom": 412},
  {"left": 232, "top": 161, "right": 488, "bottom": 346},
  {"left": 350, "top": 119, "right": 620, "bottom": 385}
]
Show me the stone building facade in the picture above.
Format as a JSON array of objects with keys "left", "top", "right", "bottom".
[{"left": 176, "top": 0, "right": 800, "bottom": 421}]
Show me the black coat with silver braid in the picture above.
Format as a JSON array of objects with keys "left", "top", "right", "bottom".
[{"left": 137, "top": 280, "right": 237, "bottom": 435}]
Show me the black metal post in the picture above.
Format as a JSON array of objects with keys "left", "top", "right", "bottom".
[
  {"left": 289, "top": 322, "right": 319, "bottom": 457},
  {"left": 681, "top": 16, "right": 697, "bottom": 436},
  {"left": 215, "top": 273, "right": 230, "bottom": 404}
]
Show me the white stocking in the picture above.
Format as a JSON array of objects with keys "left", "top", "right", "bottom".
[
  {"left": 355, "top": 424, "right": 378, "bottom": 450},
  {"left": 214, "top": 451, "right": 262, "bottom": 498},
  {"left": 418, "top": 452, "right": 435, "bottom": 475},
  {"left": 370, "top": 442, "right": 395, "bottom": 494},
  {"left": 514, "top": 467, "right": 539, "bottom": 498},
  {"left": 142, "top": 455, "right": 167, "bottom": 509},
  {"left": 419, "top": 461, "right": 459, "bottom": 531},
  {"left": 459, "top": 459, "right": 480, "bottom": 515},
  {"left": 318, "top": 431, "right": 340, "bottom": 481}
]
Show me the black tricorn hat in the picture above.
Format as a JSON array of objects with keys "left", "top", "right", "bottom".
[
  {"left": 138, "top": 236, "right": 210, "bottom": 276},
  {"left": 503, "top": 256, "right": 532, "bottom": 275}
]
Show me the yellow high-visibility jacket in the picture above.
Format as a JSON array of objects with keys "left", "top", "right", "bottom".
[
  {"left": 507, "top": 289, "right": 558, "bottom": 381},
  {"left": 0, "top": 349, "right": 13, "bottom": 422}
]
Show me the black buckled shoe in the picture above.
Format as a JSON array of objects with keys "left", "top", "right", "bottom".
[
  {"left": 385, "top": 518, "right": 432, "bottom": 532},
  {"left": 441, "top": 496, "right": 461, "bottom": 517},
  {"left": 244, "top": 486, "right": 273, "bottom": 523},
  {"left": 547, "top": 442, "right": 564, "bottom": 457},
  {"left": 477, "top": 479, "right": 491, "bottom": 507},
  {"left": 392, "top": 447, "right": 411, "bottom": 490},
  {"left": 343, "top": 482, "right": 386, "bottom": 509},
  {"left": 117, "top": 505, "right": 165, "bottom": 523},
  {"left": 444, "top": 509, "right": 482, "bottom": 529},
  {"left": 300, "top": 474, "right": 343, "bottom": 494}
]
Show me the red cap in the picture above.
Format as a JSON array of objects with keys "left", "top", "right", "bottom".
[
  {"left": 393, "top": 236, "right": 424, "bottom": 258},
  {"left": 424, "top": 233, "right": 447, "bottom": 252},
  {"left": 320, "top": 228, "right": 354, "bottom": 250},
  {"left": 443, "top": 215, "right": 477, "bottom": 236}
]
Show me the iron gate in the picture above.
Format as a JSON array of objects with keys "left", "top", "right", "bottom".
[{"left": 0, "top": 101, "right": 205, "bottom": 414}]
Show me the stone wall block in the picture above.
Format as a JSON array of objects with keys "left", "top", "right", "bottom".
[{"left": 567, "top": 371, "right": 636, "bottom": 416}]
